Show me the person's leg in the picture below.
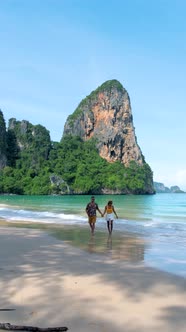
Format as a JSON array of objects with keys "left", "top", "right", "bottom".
[
  {"left": 89, "top": 216, "right": 96, "bottom": 234},
  {"left": 91, "top": 222, "right": 95, "bottom": 234},
  {"left": 107, "top": 220, "right": 112, "bottom": 234},
  {"left": 89, "top": 221, "right": 93, "bottom": 234},
  {"left": 110, "top": 220, "right": 113, "bottom": 234},
  {"left": 92, "top": 222, "right": 95, "bottom": 234},
  {"left": 107, "top": 220, "right": 110, "bottom": 233},
  {"left": 88, "top": 217, "right": 93, "bottom": 234}
]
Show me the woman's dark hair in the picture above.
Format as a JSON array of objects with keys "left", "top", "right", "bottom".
[{"left": 108, "top": 200, "right": 112, "bottom": 205}]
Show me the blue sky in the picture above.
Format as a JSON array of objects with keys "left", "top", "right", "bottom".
[{"left": 0, "top": 0, "right": 186, "bottom": 190}]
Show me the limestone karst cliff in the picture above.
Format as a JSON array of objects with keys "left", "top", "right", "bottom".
[
  {"left": 0, "top": 81, "right": 155, "bottom": 195},
  {"left": 63, "top": 80, "right": 144, "bottom": 167},
  {"left": 8, "top": 118, "right": 51, "bottom": 166}
]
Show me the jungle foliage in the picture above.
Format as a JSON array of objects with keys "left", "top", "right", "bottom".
[{"left": 0, "top": 111, "right": 154, "bottom": 195}]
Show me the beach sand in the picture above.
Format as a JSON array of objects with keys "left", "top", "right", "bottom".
[{"left": 0, "top": 225, "right": 186, "bottom": 332}]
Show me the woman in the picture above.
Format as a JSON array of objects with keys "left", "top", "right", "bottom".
[{"left": 103, "top": 200, "right": 118, "bottom": 234}]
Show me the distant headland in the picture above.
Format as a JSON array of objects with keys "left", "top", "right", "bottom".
[{"left": 153, "top": 182, "right": 185, "bottom": 193}]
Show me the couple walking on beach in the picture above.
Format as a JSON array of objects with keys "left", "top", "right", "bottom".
[{"left": 86, "top": 196, "right": 118, "bottom": 235}]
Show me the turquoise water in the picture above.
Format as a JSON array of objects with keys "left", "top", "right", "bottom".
[{"left": 0, "top": 193, "right": 186, "bottom": 278}]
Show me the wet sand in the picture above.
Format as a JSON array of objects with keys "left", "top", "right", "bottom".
[{"left": 0, "top": 225, "right": 186, "bottom": 332}]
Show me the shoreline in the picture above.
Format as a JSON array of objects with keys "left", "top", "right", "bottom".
[
  {"left": 0, "top": 219, "right": 186, "bottom": 278},
  {"left": 0, "top": 219, "right": 148, "bottom": 262},
  {"left": 0, "top": 225, "right": 186, "bottom": 332}
]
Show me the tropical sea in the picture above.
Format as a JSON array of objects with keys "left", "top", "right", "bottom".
[{"left": 0, "top": 193, "right": 186, "bottom": 278}]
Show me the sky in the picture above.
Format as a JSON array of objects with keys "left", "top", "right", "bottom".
[{"left": 0, "top": 0, "right": 186, "bottom": 190}]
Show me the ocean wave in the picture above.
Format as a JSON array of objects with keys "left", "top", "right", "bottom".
[
  {"left": 1, "top": 206, "right": 186, "bottom": 235},
  {"left": 0, "top": 206, "right": 87, "bottom": 224}
]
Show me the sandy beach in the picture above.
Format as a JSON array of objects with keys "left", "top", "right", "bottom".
[{"left": 0, "top": 226, "right": 186, "bottom": 332}]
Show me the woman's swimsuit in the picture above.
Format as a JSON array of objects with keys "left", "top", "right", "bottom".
[{"left": 105, "top": 205, "right": 114, "bottom": 221}]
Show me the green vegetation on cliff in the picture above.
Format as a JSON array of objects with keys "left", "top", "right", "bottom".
[
  {"left": 0, "top": 112, "right": 154, "bottom": 194},
  {"left": 0, "top": 110, "right": 7, "bottom": 156},
  {"left": 0, "top": 76, "right": 155, "bottom": 196}
]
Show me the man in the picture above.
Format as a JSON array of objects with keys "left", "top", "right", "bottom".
[{"left": 86, "top": 196, "right": 103, "bottom": 234}]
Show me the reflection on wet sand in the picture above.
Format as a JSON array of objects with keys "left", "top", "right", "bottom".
[
  {"left": 107, "top": 235, "right": 112, "bottom": 252},
  {"left": 0, "top": 221, "right": 148, "bottom": 264},
  {"left": 50, "top": 226, "right": 148, "bottom": 263},
  {"left": 86, "top": 232, "right": 147, "bottom": 263},
  {"left": 87, "top": 235, "right": 96, "bottom": 254},
  {"left": 109, "top": 235, "right": 146, "bottom": 262}
]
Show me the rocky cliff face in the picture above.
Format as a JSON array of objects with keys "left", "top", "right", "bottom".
[
  {"left": 63, "top": 80, "right": 144, "bottom": 166},
  {"left": 8, "top": 118, "right": 51, "bottom": 164},
  {"left": 8, "top": 118, "right": 51, "bottom": 152},
  {"left": 8, "top": 118, "right": 30, "bottom": 150}
]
